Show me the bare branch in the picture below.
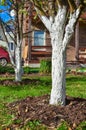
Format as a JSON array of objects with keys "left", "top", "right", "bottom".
[
  {"left": 68, "top": 0, "right": 76, "bottom": 13},
  {"left": 63, "top": 2, "right": 83, "bottom": 50},
  {"left": 0, "top": 19, "right": 15, "bottom": 67}
]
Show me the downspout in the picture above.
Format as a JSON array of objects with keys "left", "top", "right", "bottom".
[
  {"left": 28, "top": 2, "right": 32, "bottom": 63},
  {"left": 75, "top": 22, "right": 79, "bottom": 60},
  {"left": 75, "top": 0, "right": 80, "bottom": 61}
]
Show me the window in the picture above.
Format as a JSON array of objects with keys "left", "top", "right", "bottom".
[
  {"left": 5, "top": 25, "right": 14, "bottom": 32},
  {"left": 9, "top": 42, "right": 14, "bottom": 51},
  {"left": 34, "top": 31, "right": 45, "bottom": 46},
  {"left": 0, "top": 36, "right": 2, "bottom": 40}
]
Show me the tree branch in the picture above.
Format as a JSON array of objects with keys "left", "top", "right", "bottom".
[
  {"left": 0, "top": 20, "right": 15, "bottom": 67},
  {"left": 68, "top": 0, "right": 76, "bottom": 13},
  {"left": 30, "top": 0, "right": 52, "bottom": 31},
  {"left": 37, "top": 12, "right": 52, "bottom": 31},
  {"left": 63, "top": 4, "right": 83, "bottom": 50}
]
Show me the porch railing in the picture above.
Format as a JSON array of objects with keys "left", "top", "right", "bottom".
[
  {"left": 31, "top": 45, "right": 52, "bottom": 57},
  {"left": 29, "top": 45, "right": 86, "bottom": 64},
  {"left": 79, "top": 47, "right": 86, "bottom": 63}
]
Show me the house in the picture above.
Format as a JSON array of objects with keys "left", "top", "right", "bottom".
[
  {"left": 0, "top": 1, "right": 86, "bottom": 66},
  {"left": 22, "top": 8, "right": 86, "bottom": 65},
  {"left": 0, "top": 23, "right": 15, "bottom": 57},
  {"left": 0, "top": 24, "right": 7, "bottom": 47}
]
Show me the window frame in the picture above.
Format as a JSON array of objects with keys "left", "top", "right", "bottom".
[
  {"left": 9, "top": 42, "right": 14, "bottom": 52},
  {"left": 33, "top": 30, "right": 46, "bottom": 46}
]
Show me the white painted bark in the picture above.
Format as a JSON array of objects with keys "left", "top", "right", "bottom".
[
  {"left": 63, "top": 8, "right": 81, "bottom": 49},
  {"left": 7, "top": 45, "right": 15, "bottom": 66},
  {"left": 15, "top": 45, "right": 22, "bottom": 82},
  {"left": 50, "top": 7, "right": 67, "bottom": 105},
  {"left": 50, "top": 36, "right": 66, "bottom": 105},
  {"left": 38, "top": 15, "right": 52, "bottom": 31},
  {"left": 37, "top": 5, "right": 81, "bottom": 105},
  {"left": 14, "top": 33, "right": 22, "bottom": 82}
]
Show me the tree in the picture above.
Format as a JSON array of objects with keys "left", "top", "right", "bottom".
[
  {"left": 31, "top": 0, "right": 85, "bottom": 105},
  {"left": 0, "top": 0, "right": 31, "bottom": 81}
]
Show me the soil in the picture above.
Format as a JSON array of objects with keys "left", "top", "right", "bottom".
[
  {"left": 7, "top": 95, "right": 86, "bottom": 130},
  {"left": 0, "top": 77, "right": 86, "bottom": 130}
]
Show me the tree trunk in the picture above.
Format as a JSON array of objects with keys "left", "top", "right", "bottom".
[
  {"left": 35, "top": 2, "right": 81, "bottom": 106},
  {"left": 15, "top": 46, "right": 22, "bottom": 81},
  {"left": 50, "top": 36, "right": 66, "bottom": 105}
]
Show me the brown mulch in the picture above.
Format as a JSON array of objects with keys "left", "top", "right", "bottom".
[
  {"left": 5, "top": 95, "right": 86, "bottom": 130},
  {"left": 0, "top": 74, "right": 86, "bottom": 130},
  {"left": 0, "top": 78, "right": 41, "bottom": 86}
]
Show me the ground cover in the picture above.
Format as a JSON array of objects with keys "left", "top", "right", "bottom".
[{"left": 0, "top": 73, "right": 86, "bottom": 130}]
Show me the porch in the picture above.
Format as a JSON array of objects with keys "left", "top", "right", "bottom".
[
  {"left": 29, "top": 45, "right": 52, "bottom": 63},
  {"left": 28, "top": 45, "right": 86, "bottom": 65}
]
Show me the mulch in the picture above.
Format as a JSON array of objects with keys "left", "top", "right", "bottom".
[
  {"left": 0, "top": 74, "right": 86, "bottom": 130},
  {"left": 5, "top": 95, "right": 86, "bottom": 130}
]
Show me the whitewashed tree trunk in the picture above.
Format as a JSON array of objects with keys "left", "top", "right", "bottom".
[
  {"left": 36, "top": 3, "right": 81, "bottom": 105},
  {"left": 49, "top": 9, "right": 80, "bottom": 105},
  {"left": 15, "top": 45, "right": 22, "bottom": 81},
  {"left": 50, "top": 37, "right": 66, "bottom": 105}
]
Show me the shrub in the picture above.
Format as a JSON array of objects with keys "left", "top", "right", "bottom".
[
  {"left": 0, "top": 66, "right": 39, "bottom": 74},
  {"left": 0, "top": 66, "right": 31, "bottom": 74},
  {"left": 23, "top": 66, "right": 30, "bottom": 74},
  {"left": 0, "top": 65, "right": 14, "bottom": 74},
  {"left": 40, "top": 58, "right": 51, "bottom": 74}
]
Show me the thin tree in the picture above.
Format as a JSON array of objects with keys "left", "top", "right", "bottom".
[
  {"left": 0, "top": 0, "right": 31, "bottom": 81},
  {"left": 31, "top": 0, "right": 85, "bottom": 105}
]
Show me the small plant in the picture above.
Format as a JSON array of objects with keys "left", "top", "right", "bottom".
[
  {"left": 23, "top": 66, "right": 30, "bottom": 74},
  {"left": 24, "top": 67, "right": 39, "bottom": 74},
  {"left": 57, "top": 121, "right": 69, "bottom": 130},
  {"left": 0, "top": 65, "right": 14, "bottom": 74},
  {"left": 27, "top": 120, "right": 41, "bottom": 129},
  {"left": 13, "top": 119, "right": 22, "bottom": 124},
  {"left": 76, "top": 67, "right": 86, "bottom": 73},
  {"left": 0, "top": 66, "right": 39, "bottom": 74},
  {"left": 40, "top": 58, "right": 51, "bottom": 74},
  {"left": 76, "top": 121, "right": 86, "bottom": 130}
]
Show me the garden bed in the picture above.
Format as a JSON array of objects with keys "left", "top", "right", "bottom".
[{"left": 6, "top": 95, "right": 86, "bottom": 130}]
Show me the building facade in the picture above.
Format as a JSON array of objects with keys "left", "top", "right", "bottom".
[{"left": 22, "top": 10, "right": 86, "bottom": 65}]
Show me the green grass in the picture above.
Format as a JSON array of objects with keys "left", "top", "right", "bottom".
[
  {"left": 0, "top": 76, "right": 51, "bottom": 102},
  {"left": 66, "top": 74, "right": 86, "bottom": 98},
  {"left": 0, "top": 74, "right": 86, "bottom": 129}
]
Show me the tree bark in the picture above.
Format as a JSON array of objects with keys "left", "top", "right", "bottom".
[
  {"left": 34, "top": 1, "right": 82, "bottom": 106},
  {"left": 50, "top": 35, "right": 66, "bottom": 105},
  {"left": 15, "top": 45, "right": 22, "bottom": 81}
]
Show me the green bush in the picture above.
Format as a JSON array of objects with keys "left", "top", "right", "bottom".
[
  {"left": 76, "top": 67, "right": 86, "bottom": 73},
  {"left": 40, "top": 58, "right": 51, "bottom": 74},
  {"left": 0, "top": 65, "right": 14, "bottom": 74},
  {"left": 0, "top": 66, "right": 31, "bottom": 74},
  {"left": 0, "top": 66, "right": 39, "bottom": 74},
  {"left": 23, "top": 66, "right": 30, "bottom": 74}
]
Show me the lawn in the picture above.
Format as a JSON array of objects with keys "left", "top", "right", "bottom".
[{"left": 0, "top": 73, "right": 86, "bottom": 129}]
